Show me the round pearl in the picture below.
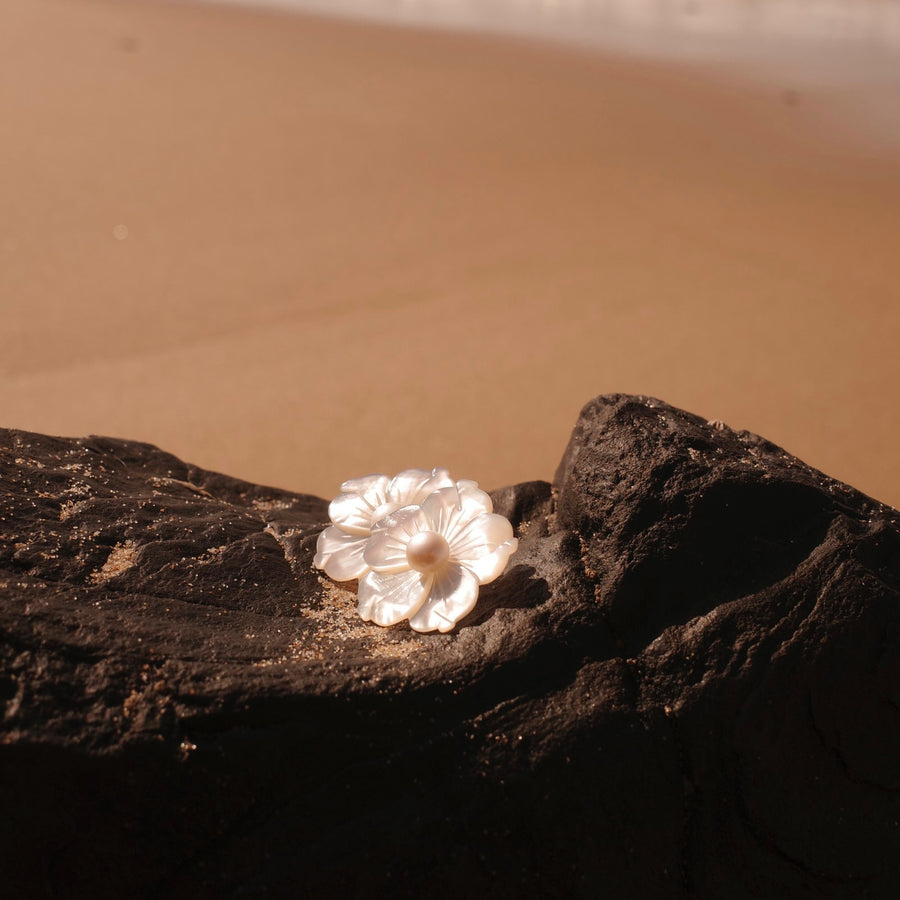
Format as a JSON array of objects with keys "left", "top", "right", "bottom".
[{"left": 406, "top": 531, "right": 450, "bottom": 573}]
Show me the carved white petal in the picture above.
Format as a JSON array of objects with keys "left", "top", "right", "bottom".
[
  {"left": 358, "top": 569, "right": 432, "bottom": 626},
  {"left": 328, "top": 476, "right": 391, "bottom": 535},
  {"left": 339, "top": 473, "right": 391, "bottom": 497},
  {"left": 421, "top": 484, "right": 494, "bottom": 547},
  {"left": 313, "top": 527, "right": 369, "bottom": 581},
  {"left": 457, "top": 479, "right": 493, "bottom": 514},
  {"left": 372, "top": 504, "right": 430, "bottom": 537},
  {"left": 449, "top": 512, "right": 517, "bottom": 583},
  {"left": 408, "top": 564, "right": 480, "bottom": 633},
  {"left": 423, "top": 467, "right": 455, "bottom": 492},
  {"left": 388, "top": 467, "right": 454, "bottom": 506},
  {"left": 364, "top": 531, "right": 408, "bottom": 573},
  {"left": 464, "top": 543, "right": 518, "bottom": 584}
]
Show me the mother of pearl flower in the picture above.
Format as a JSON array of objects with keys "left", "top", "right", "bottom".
[
  {"left": 313, "top": 468, "right": 455, "bottom": 581},
  {"left": 357, "top": 482, "right": 518, "bottom": 633}
]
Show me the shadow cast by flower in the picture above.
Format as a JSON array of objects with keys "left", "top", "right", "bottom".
[{"left": 455, "top": 564, "right": 549, "bottom": 630}]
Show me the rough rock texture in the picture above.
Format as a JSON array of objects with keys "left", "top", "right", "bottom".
[{"left": 1, "top": 394, "right": 898, "bottom": 899}]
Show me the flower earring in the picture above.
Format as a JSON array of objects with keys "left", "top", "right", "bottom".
[{"left": 314, "top": 470, "right": 518, "bottom": 633}]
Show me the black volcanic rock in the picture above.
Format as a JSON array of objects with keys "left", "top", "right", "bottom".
[{"left": 1, "top": 395, "right": 898, "bottom": 899}]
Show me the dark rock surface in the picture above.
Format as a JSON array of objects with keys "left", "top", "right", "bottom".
[{"left": 1, "top": 394, "right": 898, "bottom": 899}]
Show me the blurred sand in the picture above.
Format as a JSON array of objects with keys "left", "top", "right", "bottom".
[{"left": 1, "top": 0, "right": 898, "bottom": 506}]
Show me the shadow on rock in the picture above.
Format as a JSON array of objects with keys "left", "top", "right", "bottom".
[{"left": 459, "top": 564, "right": 549, "bottom": 629}]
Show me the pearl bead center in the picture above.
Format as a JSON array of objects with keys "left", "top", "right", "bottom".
[{"left": 406, "top": 531, "right": 450, "bottom": 573}]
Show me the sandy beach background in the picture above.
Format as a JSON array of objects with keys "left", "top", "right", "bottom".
[{"left": 2, "top": 0, "right": 898, "bottom": 507}]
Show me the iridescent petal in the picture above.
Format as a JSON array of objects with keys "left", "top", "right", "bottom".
[
  {"left": 457, "top": 479, "right": 493, "bottom": 514},
  {"left": 421, "top": 484, "right": 494, "bottom": 545},
  {"left": 358, "top": 570, "right": 432, "bottom": 626},
  {"left": 408, "top": 564, "right": 480, "bottom": 633},
  {"left": 364, "top": 527, "right": 413, "bottom": 574},
  {"left": 449, "top": 511, "right": 512, "bottom": 562},
  {"left": 313, "top": 527, "right": 369, "bottom": 581},
  {"left": 417, "top": 466, "right": 456, "bottom": 495},
  {"left": 462, "top": 539, "right": 518, "bottom": 584},
  {"left": 383, "top": 467, "right": 453, "bottom": 514},
  {"left": 420, "top": 486, "right": 456, "bottom": 535},
  {"left": 371, "top": 504, "right": 430, "bottom": 538},
  {"left": 386, "top": 469, "right": 430, "bottom": 503},
  {"left": 339, "top": 473, "right": 391, "bottom": 496},
  {"left": 328, "top": 478, "right": 390, "bottom": 535}
]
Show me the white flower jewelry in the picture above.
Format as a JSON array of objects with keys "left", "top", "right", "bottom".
[
  {"left": 315, "top": 473, "right": 518, "bottom": 633},
  {"left": 314, "top": 468, "right": 455, "bottom": 581}
]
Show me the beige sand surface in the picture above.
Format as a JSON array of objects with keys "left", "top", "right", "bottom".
[{"left": 1, "top": 0, "right": 898, "bottom": 506}]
